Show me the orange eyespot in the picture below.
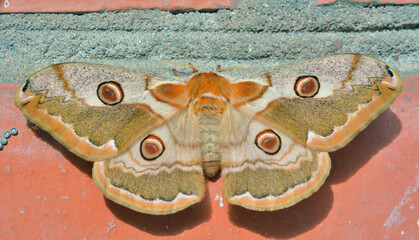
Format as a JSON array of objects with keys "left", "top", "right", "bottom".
[
  {"left": 255, "top": 130, "right": 281, "bottom": 155},
  {"left": 140, "top": 135, "right": 165, "bottom": 161},
  {"left": 97, "top": 81, "right": 124, "bottom": 105},
  {"left": 294, "top": 76, "right": 320, "bottom": 98}
]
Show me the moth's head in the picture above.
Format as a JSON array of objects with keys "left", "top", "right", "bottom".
[{"left": 187, "top": 72, "right": 230, "bottom": 113}]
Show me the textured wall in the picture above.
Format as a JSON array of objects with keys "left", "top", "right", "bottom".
[{"left": 0, "top": 0, "right": 418, "bottom": 83}]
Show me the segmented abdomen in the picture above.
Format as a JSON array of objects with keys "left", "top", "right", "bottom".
[{"left": 198, "top": 115, "right": 221, "bottom": 177}]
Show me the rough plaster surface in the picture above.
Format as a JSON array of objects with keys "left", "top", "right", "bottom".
[{"left": 0, "top": 0, "right": 418, "bottom": 83}]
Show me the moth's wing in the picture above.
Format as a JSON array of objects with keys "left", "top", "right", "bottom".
[
  {"left": 239, "top": 54, "right": 403, "bottom": 152},
  {"left": 14, "top": 63, "right": 182, "bottom": 161},
  {"left": 92, "top": 123, "right": 205, "bottom": 215},
  {"left": 221, "top": 119, "right": 331, "bottom": 211},
  {"left": 222, "top": 54, "right": 401, "bottom": 210}
]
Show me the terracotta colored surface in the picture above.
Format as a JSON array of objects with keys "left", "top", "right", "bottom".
[
  {"left": 0, "top": 0, "right": 236, "bottom": 13},
  {"left": 0, "top": 75, "right": 417, "bottom": 239},
  {"left": 317, "top": 0, "right": 419, "bottom": 4}
]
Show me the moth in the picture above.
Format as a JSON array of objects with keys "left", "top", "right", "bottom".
[{"left": 14, "top": 54, "right": 402, "bottom": 215}]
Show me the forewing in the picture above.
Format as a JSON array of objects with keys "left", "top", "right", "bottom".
[
  {"left": 239, "top": 54, "right": 403, "bottom": 152},
  {"left": 14, "top": 63, "right": 180, "bottom": 161}
]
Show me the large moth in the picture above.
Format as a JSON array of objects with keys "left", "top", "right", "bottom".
[{"left": 14, "top": 54, "right": 402, "bottom": 215}]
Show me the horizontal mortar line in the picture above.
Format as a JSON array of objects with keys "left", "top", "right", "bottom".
[
  {"left": 1, "top": 27, "right": 418, "bottom": 35},
  {"left": 1, "top": 28, "right": 419, "bottom": 34},
  {"left": 4, "top": 53, "right": 419, "bottom": 62},
  {"left": 65, "top": 53, "right": 418, "bottom": 61},
  {"left": 1, "top": 6, "right": 417, "bottom": 17},
  {"left": 28, "top": 53, "right": 419, "bottom": 61}
]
